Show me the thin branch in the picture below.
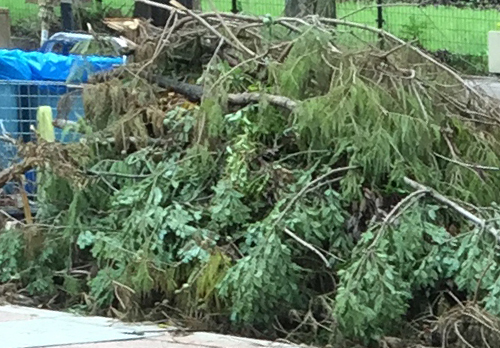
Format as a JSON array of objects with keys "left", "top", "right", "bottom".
[
  {"left": 383, "top": 189, "right": 429, "bottom": 225},
  {"left": 209, "top": 51, "right": 268, "bottom": 93},
  {"left": 434, "top": 152, "right": 500, "bottom": 171},
  {"left": 206, "top": 0, "right": 256, "bottom": 56},
  {"left": 403, "top": 177, "right": 500, "bottom": 241},
  {"left": 370, "top": 39, "right": 417, "bottom": 59},
  {"left": 309, "top": 17, "right": 484, "bottom": 100},
  {"left": 272, "top": 166, "right": 358, "bottom": 229},
  {"left": 481, "top": 326, "right": 493, "bottom": 348},
  {"left": 0, "top": 134, "right": 16, "bottom": 145},
  {"left": 87, "top": 170, "right": 151, "bottom": 179},
  {"left": 0, "top": 160, "right": 35, "bottom": 189},
  {"left": 473, "top": 260, "right": 493, "bottom": 305},
  {"left": 284, "top": 228, "right": 330, "bottom": 268},
  {"left": 135, "top": 0, "right": 250, "bottom": 56},
  {"left": 136, "top": 10, "right": 178, "bottom": 75},
  {"left": 454, "top": 322, "right": 475, "bottom": 348}
]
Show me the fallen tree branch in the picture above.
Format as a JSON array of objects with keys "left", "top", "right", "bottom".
[
  {"left": 140, "top": 5, "right": 484, "bottom": 102},
  {"left": 403, "top": 176, "right": 500, "bottom": 241},
  {"left": 227, "top": 92, "right": 297, "bottom": 109},
  {"left": 0, "top": 134, "right": 16, "bottom": 145},
  {"left": 307, "top": 17, "right": 485, "bottom": 101},
  {"left": 155, "top": 76, "right": 298, "bottom": 109},
  {"left": 135, "top": 0, "right": 253, "bottom": 57},
  {"left": 0, "top": 160, "right": 35, "bottom": 189}
]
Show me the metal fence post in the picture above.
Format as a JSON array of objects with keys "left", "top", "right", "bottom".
[
  {"left": 61, "top": 0, "right": 74, "bottom": 32},
  {"left": 231, "top": 0, "right": 239, "bottom": 13},
  {"left": 376, "top": 0, "right": 384, "bottom": 48},
  {"left": 376, "top": 0, "right": 384, "bottom": 29}
]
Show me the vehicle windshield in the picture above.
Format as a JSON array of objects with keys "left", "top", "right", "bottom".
[{"left": 69, "top": 38, "right": 122, "bottom": 57}]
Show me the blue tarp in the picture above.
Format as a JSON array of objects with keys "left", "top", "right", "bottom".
[{"left": 0, "top": 49, "right": 123, "bottom": 82}]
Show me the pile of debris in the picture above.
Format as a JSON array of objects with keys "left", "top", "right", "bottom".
[{"left": 2, "top": 3, "right": 500, "bottom": 348}]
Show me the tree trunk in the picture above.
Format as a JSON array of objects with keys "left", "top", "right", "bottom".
[
  {"left": 284, "top": 0, "right": 336, "bottom": 18},
  {"left": 284, "top": 0, "right": 310, "bottom": 17},
  {"left": 134, "top": 0, "right": 195, "bottom": 27},
  {"left": 315, "top": 0, "right": 336, "bottom": 18},
  {"left": 38, "top": 0, "right": 57, "bottom": 46},
  {"left": 192, "top": 0, "right": 201, "bottom": 11}
]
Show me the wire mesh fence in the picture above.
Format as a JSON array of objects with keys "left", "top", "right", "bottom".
[
  {"left": 0, "top": 80, "right": 84, "bottom": 170},
  {"left": 3, "top": 0, "right": 500, "bottom": 59}
]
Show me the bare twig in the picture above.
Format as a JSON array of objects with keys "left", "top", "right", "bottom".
[
  {"left": 481, "top": 326, "right": 493, "bottom": 348},
  {"left": 18, "top": 177, "right": 33, "bottom": 224},
  {"left": 206, "top": 0, "right": 256, "bottom": 56},
  {"left": 209, "top": 51, "right": 268, "bottom": 93},
  {"left": 135, "top": 0, "right": 250, "bottom": 55},
  {"left": 454, "top": 322, "right": 475, "bottom": 348},
  {"left": 272, "top": 166, "right": 358, "bottom": 229},
  {"left": 403, "top": 177, "right": 500, "bottom": 241},
  {"left": 0, "top": 160, "right": 35, "bottom": 189},
  {"left": 383, "top": 189, "right": 429, "bottom": 225},
  {"left": 137, "top": 10, "right": 178, "bottom": 75},
  {"left": 284, "top": 227, "right": 330, "bottom": 267},
  {"left": 309, "top": 17, "right": 484, "bottom": 100},
  {"left": 473, "top": 260, "right": 494, "bottom": 305},
  {"left": 0, "top": 134, "right": 16, "bottom": 145},
  {"left": 434, "top": 152, "right": 500, "bottom": 172}
]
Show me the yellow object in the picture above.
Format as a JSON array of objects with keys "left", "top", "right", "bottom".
[
  {"left": 181, "top": 101, "right": 197, "bottom": 110},
  {"left": 497, "top": 22, "right": 500, "bottom": 30},
  {"left": 36, "top": 106, "right": 55, "bottom": 142}
]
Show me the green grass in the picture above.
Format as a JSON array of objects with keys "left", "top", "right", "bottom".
[
  {"left": 1, "top": 0, "right": 499, "bottom": 55},
  {"left": 338, "top": 3, "right": 500, "bottom": 55},
  {"left": 0, "top": 0, "right": 134, "bottom": 21}
]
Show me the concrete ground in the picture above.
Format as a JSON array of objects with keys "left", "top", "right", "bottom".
[
  {"left": 466, "top": 76, "right": 500, "bottom": 100},
  {"left": 0, "top": 305, "right": 299, "bottom": 348}
]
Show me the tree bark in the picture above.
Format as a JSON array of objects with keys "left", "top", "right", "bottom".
[
  {"left": 38, "top": 0, "right": 57, "bottom": 45},
  {"left": 284, "top": 0, "right": 336, "bottom": 18},
  {"left": 0, "top": 161, "right": 34, "bottom": 189},
  {"left": 134, "top": 0, "right": 194, "bottom": 27},
  {"left": 154, "top": 76, "right": 297, "bottom": 109},
  {"left": 192, "top": 0, "right": 201, "bottom": 11},
  {"left": 284, "top": 0, "right": 310, "bottom": 17},
  {"left": 316, "top": 0, "right": 336, "bottom": 18}
]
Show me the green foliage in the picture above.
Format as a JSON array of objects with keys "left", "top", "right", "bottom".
[
  {"left": 6, "top": 26, "right": 500, "bottom": 347},
  {"left": 334, "top": 204, "right": 449, "bottom": 341},
  {"left": 401, "top": 15, "right": 429, "bottom": 43},
  {"left": 218, "top": 232, "right": 303, "bottom": 324},
  {"left": 0, "top": 229, "right": 24, "bottom": 282},
  {"left": 209, "top": 179, "right": 251, "bottom": 230}
]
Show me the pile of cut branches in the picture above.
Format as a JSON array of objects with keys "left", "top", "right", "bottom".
[{"left": 4, "top": 4, "right": 500, "bottom": 348}]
